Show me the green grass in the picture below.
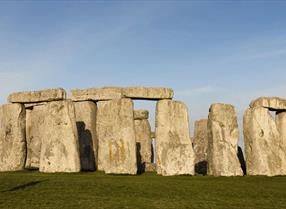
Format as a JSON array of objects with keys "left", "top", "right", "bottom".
[{"left": 0, "top": 171, "right": 285, "bottom": 209}]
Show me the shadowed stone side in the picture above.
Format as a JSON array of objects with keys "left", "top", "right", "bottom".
[
  {"left": 96, "top": 98, "right": 137, "bottom": 175},
  {"left": 74, "top": 101, "right": 97, "bottom": 171},
  {"left": 134, "top": 118, "right": 152, "bottom": 173},
  {"left": 25, "top": 105, "right": 46, "bottom": 169},
  {"left": 39, "top": 100, "right": 80, "bottom": 173},
  {"left": 0, "top": 104, "right": 26, "bottom": 171},
  {"left": 8, "top": 88, "right": 66, "bottom": 103},
  {"left": 207, "top": 103, "right": 243, "bottom": 176},
  {"left": 243, "top": 107, "right": 286, "bottom": 176},
  {"left": 155, "top": 100, "right": 195, "bottom": 176},
  {"left": 193, "top": 119, "right": 208, "bottom": 175}
]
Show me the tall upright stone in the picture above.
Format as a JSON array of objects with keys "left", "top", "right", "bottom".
[
  {"left": 74, "top": 101, "right": 97, "bottom": 171},
  {"left": 193, "top": 119, "right": 208, "bottom": 175},
  {"left": 25, "top": 105, "right": 47, "bottom": 169},
  {"left": 155, "top": 100, "right": 195, "bottom": 176},
  {"left": 243, "top": 107, "right": 286, "bottom": 176},
  {"left": 0, "top": 104, "right": 26, "bottom": 171},
  {"left": 39, "top": 100, "right": 81, "bottom": 173},
  {"left": 96, "top": 99, "right": 137, "bottom": 175},
  {"left": 134, "top": 110, "right": 152, "bottom": 172},
  {"left": 207, "top": 103, "right": 243, "bottom": 176}
]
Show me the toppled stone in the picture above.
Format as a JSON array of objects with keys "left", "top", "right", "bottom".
[
  {"left": 250, "top": 97, "right": 286, "bottom": 110},
  {"left": 155, "top": 100, "right": 195, "bottom": 176},
  {"left": 25, "top": 105, "right": 47, "bottom": 169},
  {"left": 193, "top": 119, "right": 208, "bottom": 175},
  {"left": 0, "top": 104, "right": 26, "bottom": 171},
  {"left": 8, "top": 88, "right": 66, "bottom": 103},
  {"left": 134, "top": 119, "right": 152, "bottom": 172},
  {"left": 74, "top": 101, "right": 97, "bottom": 171},
  {"left": 243, "top": 107, "right": 286, "bottom": 176},
  {"left": 207, "top": 103, "right": 243, "bottom": 176},
  {"left": 123, "top": 87, "right": 174, "bottom": 100},
  {"left": 39, "top": 100, "right": 81, "bottom": 173},
  {"left": 134, "top": 109, "right": 149, "bottom": 120},
  {"left": 96, "top": 99, "right": 137, "bottom": 175},
  {"left": 71, "top": 87, "right": 123, "bottom": 101}
]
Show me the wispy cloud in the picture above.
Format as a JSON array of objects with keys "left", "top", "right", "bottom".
[{"left": 176, "top": 86, "right": 222, "bottom": 97}]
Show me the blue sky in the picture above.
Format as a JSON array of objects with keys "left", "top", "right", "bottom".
[{"left": 1, "top": 1, "right": 286, "bottom": 143}]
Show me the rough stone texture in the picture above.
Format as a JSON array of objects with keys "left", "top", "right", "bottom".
[
  {"left": 243, "top": 107, "right": 286, "bottom": 176},
  {"left": 96, "top": 98, "right": 137, "bottom": 175},
  {"left": 71, "top": 87, "right": 123, "bottom": 101},
  {"left": 24, "top": 102, "right": 48, "bottom": 108},
  {"left": 8, "top": 88, "right": 66, "bottom": 103},
  {"left": 39, "top": 100, "right": 81, "bottom": 173},
  {"left": 145, "top": 162, "right": 156, "bottom": 172},
  {"left": 0, "top": 104, "right": 26, "bottom": 171},
  {"left": 155, "top": 100, "right": 195, "bottom": 176},
  {"left": 25, "top": 105, "right": 47, "bottom": 169},
  {"left": 134, "top": 119, "right": 152, "bottom": 172},
  {"left": 74, "top": 101, "right": 97, "bottom": 171},
  {"left": 193, "top": 119, "right": 208, "bottom": 175},
  {"left": 134, "top": 109, "right": 149, "bottom": 120},
  {"left": 207, "top": 103, "right": 243, "bottom": 176},
  {"left": 151, "top": 132, "right": 156, "bottom": 139},
  {"left": 123, "top": 87, "right": 174, "bottom": 100},
  {"left": 250, "top": 97, "right": 286, "bottom": 110}
]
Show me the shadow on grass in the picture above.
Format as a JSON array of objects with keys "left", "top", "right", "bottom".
[{"left": 1, "top": 180, "right": 47, "bottom": 192}]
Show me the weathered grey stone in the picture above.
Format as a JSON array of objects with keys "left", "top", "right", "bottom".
[
  {"left": 96, "top": 99, "right": 137, "bottom": 175},
  {"left": 39, "top": 100, "right": 80, "bottom": 173},
  {"left": 155, "top": 100, "right": 195, "bottom": 176},
  {"left": 145, "top": 162, "right": 156, "bottom": 172},
  {"left": 74, "top": 101, "right": 97, "bottom": 171},
  {"left": 193, "top": 119, "right": 208, "bottom": 175},
  {"left": 25, "top": 105, "right": 47, "bottom": 169},
  {"left": 0, "top": 104, "right": 26, "bottom": 171},
  {"left": 8, "top": 88, "right": 66, "bottom": 103},
  {"left": 123, "top": 87, "right": 174, "bottom": 100},
  {"left": 134, "top": 109, "right": 149, "bottom": 120},
  {"left": 134, "top": 119, "right": 152, "bottom": 172},
  {"left": 207, "top": 103, "right": 243, "bottom": 176},
  {"left": 243, "top": 107, "right": 286, "bottom": 176},
  {"left": 71, "top": 87, "right": 123, "bottom": 101},
  {"left": 24, "top": 102, "right": 48, "bottom": 108},
  {"left": 250, "top": 97, "right": 286, "bottom": 110}
]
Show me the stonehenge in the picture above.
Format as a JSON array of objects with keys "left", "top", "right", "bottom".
[
  {"left": 207, "top": 104, "right": 243, "bottom": 176},
  {"left": 155, "top": 100, "right": 195, "bottom": 176},
  {"left": 193, "top": 119, "right": 208, "bottom": 175},
  {"left": 1, "top": 86, "right": 286, "bottom": 177},
  {"left": 244, "top": 97, "right": 286, "bottom": 176}
]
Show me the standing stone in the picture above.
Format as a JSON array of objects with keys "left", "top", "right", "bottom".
[
  {"left": 25, "top": 105, "right": 46, "bottom": 169},
  {"left": 134, "top": 117, "right": 152, "bottom": 172},
  {"left": 207, "top": 103, "right": 243, "bottom": 176},
  {"left": 193, "top": 119, "right": 208, "bottom": 175},
  {"left": 134, "top": 109, "right": 149, "bottom": 120},
  {"left": 96, "top": 99, "right": 137, "bottom": 174},
  {"left": 39, "top": 100, "right": 80, "bottom": 173},
  {"left": 155, "top": 100, "right": 195, "bottom": 176},
  {"left": 243, "top": 107, "right": 286, "bottom": 176},
  {"left": 8, "top": 88, "right": 66, "bottom": 103},
  {"left": 74, "top": 101, "right": 97, "bottom": 171},
  {"left": 0, "top": 104, "right": 26, "bottom": 171}
]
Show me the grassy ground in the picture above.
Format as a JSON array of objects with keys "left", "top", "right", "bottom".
[{"left": 0, "top": 171, "right": 285, "bottom": 209}]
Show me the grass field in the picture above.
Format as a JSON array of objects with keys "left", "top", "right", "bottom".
[{"left": 0, "top": 171, "right": 285, "bottom": 209}]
